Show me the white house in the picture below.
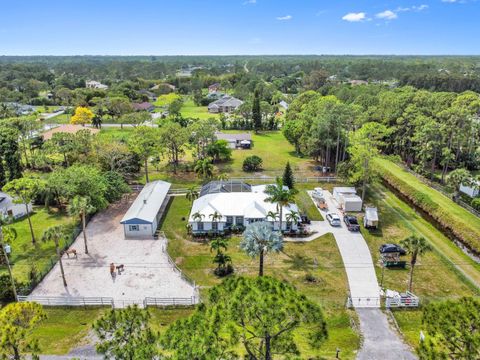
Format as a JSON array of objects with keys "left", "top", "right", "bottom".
[
  {"left": 0, "top": 192, "right": 32, "bottom": 219},
  {"left": 460, "top": 181, "right": 479, "bottom": 198},
  {"left": 188, "top": 181, "right": 299, "bottom": 234},
  {"left": 85, "top": 80, "right": 108, "bottom": 90},
  {"left": 208, "top": 96, "right": 243, "bottom": 113},
  {"left": 333, "top": 187, "right": 363, "bottom": 212},
  {"left": 120, "top": 181, "right": 171, "bottom": 239},
  {"left": 215, "top": 132, "right": 252, "bottom": 149}
]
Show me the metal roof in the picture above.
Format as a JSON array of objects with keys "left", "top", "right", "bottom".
[{"left": 120, "top": 181, "right": 171, "bottom": 224}]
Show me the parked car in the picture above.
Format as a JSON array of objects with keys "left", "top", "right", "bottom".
[
  {"left": 300, "top": 214, "right": 311, "bottom": 224},
  {"left": 326, "top": 212, "right": 341, "bottom": 226},
  {"left": 379, "top": 244, "right": 406, "bottom": 256},
  {"left": 344, "top": 215, "right": 360, "bottom": 231}
]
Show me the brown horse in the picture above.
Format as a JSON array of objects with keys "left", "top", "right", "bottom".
[
  {"left": 110, "top": 263, "right": 115, "bottom": 277},
  {"left": 64, "top": 249, "right": 77, "bottom": 258}
]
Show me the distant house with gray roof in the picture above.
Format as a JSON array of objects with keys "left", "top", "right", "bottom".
[{"left": 208, "top": 96, "right": 243, "bottom": 114}]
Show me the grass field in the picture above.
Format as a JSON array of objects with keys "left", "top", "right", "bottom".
[
  {"left": 180, "top": 99, "right": 219, "bottom": 120},
  {"left": 159, "top": 195, "right": 360, "bottom": 359},
  {"left": 360, "top": 183, "right": 480, "bottom": 348},
  {"left": 29, "top": 307, "right": 194, "bottom": 355},
  {"left": 1, "top": 207, "right": 73, "bottom": 282}
]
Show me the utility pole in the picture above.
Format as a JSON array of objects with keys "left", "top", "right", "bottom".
[{"left": 0, "top": 225, "right": 18, "bottom": 301}]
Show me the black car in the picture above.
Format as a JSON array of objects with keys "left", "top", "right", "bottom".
[
  {"left": 300, "top": 215, "right": 311, "bottom": 224},
  {"left": 343, "top": 215, "right": 360, "bottom": 231},
  {"left": 379, "top": 244, "right": 406, "bottom": 256}
]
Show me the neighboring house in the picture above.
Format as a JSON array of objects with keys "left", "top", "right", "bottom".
[
  {"left": 138, "top": 89, "right": 157, "bottom": 101},
  {"left": 85, "top": 80, "right": 108, "bottom": 90},
  {"left": 333, "top": 187, "right": 363, "bottom": 212},
  {"left": 206, "top": 91, "right": 225, "bottom": 100},
  {"left": 188, "top": 181, "right": 299, "bottom": 234},
  {"left": 3, "top": 102, "right": 36, "bottom": 116},
  {"left": 120, "top": 180, "right": 171, "bottom": 239},
  {"left": 460, "top": 181, "right": 480, "bottom": 198},
  {"left": 208, "top": 96, "right": 243, "bottom": 114},
  {"left": 132, "top": 102, "right": 155, "bottom": 112},
  {"left": 215, "top": 132, "right": 252, "bottom": 149},
  {"left": 278, "top": 100, "right": 289, "bottom": 110},
  {"left": 42, "top": 124, "right": 100, "bottom": 141},
  {"left": 0, "top": 192, "right": 32, "bottom": 220},
  {"left": 208, "top": 83, "right": 221, "bottom": 93}
]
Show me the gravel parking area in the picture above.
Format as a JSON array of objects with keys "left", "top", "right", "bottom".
[{"left": 30, "top": 195, "right": 197, "bottom": 307}]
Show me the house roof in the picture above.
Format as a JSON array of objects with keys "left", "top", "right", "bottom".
[
  {"left": 208, "top": 83, "right": 220, "bottom": 89},
  {"left": 42, "top": 125, "right": 100, "bottom": 140},
  {"left": 132, "top": 102, "right": 154, "bottom": 111},
  {"left": 215, "top": 132, "right": 252, "bottom": 142},
  {"left": 208, "top": 96, "right": 243, "bottom": 109},
  {"left": 189, "top": 184, "right": 298, "bottom": 222},
  {"left": 120, "top": 181, "right": 171, "bottom": 224},
  {"left": 333, "top": 187, "right": 357, "bottom": 195},
  {"left": 279, "top": 100, "right": 289, "bottom": 109}
]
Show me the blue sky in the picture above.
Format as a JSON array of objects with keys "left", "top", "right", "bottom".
[{"left": 0, "top": 0, "right": 478, "bottom": 55}]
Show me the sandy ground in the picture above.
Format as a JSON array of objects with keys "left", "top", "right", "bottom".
[{"left": 30, "top": 195, "right": 197, "bottom": 307}]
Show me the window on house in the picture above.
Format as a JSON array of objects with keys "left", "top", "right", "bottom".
[
  {"left": 286, "top": 222, "right": 292, "bottom": 230},
  {"left": 212, "top": 222, "right": 218, "bottom": 231},
  {"left": 129, "top": 225, "right": 139, "bottom": 231},
  {"left": 235, "top": 216, "right": 244, "bottom": 226},
  {"left": 226, "top": 216, "right": 233, "bottom": 226},
  {"left": 197, "top": 222, "right": 204, "bottom": 231}
]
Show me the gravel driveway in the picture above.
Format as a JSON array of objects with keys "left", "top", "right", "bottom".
[{"left": 30, "top": 195, "right": 197, "bottom": 307}]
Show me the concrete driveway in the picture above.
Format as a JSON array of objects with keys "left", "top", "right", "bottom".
[
  {"left": 302, "top": 191, "right": 380, "bottom": 307},
  {"left": 30, "top": 195, "right": 197, "bottom": 308}
]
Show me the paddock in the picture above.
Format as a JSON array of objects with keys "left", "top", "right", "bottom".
[{"left": 29, "top": 194, "right": 197, "bottom": 308}]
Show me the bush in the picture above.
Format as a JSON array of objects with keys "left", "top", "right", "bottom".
[
  {"left": 472, "top": 198, "right": 480, "bottom": 211},
  {"left": 242, "top": 155, "right": 263, "bottom": 172},
  {"left": 214, "top": 264, "right": 234, "bottom": 277},
  {"left": 103, "top": 171, "right": 131, "bottom": 203}
]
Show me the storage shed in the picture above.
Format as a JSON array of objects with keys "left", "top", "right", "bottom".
[
  {"left": 333, "top": 187, "right": 357, "bottom": 203},
  {"left": 120, "top": 181, "right": 171, "bottom": 239}
]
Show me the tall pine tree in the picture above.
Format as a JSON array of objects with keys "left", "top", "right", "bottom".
[
  {"left": 252, "top": 89, "right": 262, "bottom": 134},
  {"left": 282, "top": 161, "right": 295, "bottom": 190}
]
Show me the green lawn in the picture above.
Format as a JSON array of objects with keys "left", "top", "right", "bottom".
[
  {"left": 29, "top": 307, "right": 194, "bottom": 355},
  {"left": 295, "top": 189, "right": 324, "bottom": 221},
  {"left": 180, "top": 99, "right": 219, "bottom": 120},
  {"left": 1, "top": 207, "right": 74, "bottom": 282},
  {"left": 159, "top": 195, "right": 360, "bottom": 359},
  {"left": 97, "top": 127, "right": 134, "bottom": 142},
  {"left": 360, "top": 183, "right": 480, "bottom": 348}
]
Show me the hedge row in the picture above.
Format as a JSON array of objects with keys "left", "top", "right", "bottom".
[{"left": 379, "top": 168, "right": 480, "bottom": 255}]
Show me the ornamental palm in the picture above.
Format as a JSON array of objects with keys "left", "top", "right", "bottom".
[
  {"left": 210, "top": 237, "right": 231, "bottom": 272},
  {"left": 186, "top": 186, "right": 199, "bottom": 203},
  {"left": 194, "top": 158, "right": 214, "bottom": 179},
  {"left": 286, "top": 210, "right": 300, "bottom": 227},
  {"left": 264, "top": 177, "right": 298, "bottom": 232},
  {"left": 42, "top": 225, "right": 69, "bottom": 287},
  {"left": 400, "top": 235, "right": 432, "bottom": 292},
  {"left": 240, "top": 222, "right": 283, "bottom": 276},
  {"left": 68, "top": 196, "right": 95, "bottom": 254},
  {"left": 192, "top": 212, "right": 205, "bottom": 223}
]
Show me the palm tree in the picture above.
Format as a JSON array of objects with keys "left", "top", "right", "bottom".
[
  {"left": 68, "top": 196, "right": 95, "bottom": 254},
  {"left": 209, "top": 211, "right": 222, "bottom": 233},
  {"left": 240, "top": 222, "right": 284, "bottom": 276},
  {"left": 42, "top": 225, "right": 69, "bottom": 287},
  {"left": 264, "top": 177, "right": 298, "bottom": 232},
  {"left": 266, "top": 211, "right": 279, "bottom": 229},
  {"left": 194, "top": 158, "right": 214, "bottom": 179},
  {"left": 192, "top": 212, "right": 205, "bottom": 223},
  {"left": 210, "top": 237, "right": 231, "bottom": 274},
  {"left": 186, "top": 186, "right": 199, "bottom": 203},
  {"left": 286, "top": 210, "right": 301, "bottom": 229},
  {"left": 400, "top": 235, "right": 432, "bottom": 292}
]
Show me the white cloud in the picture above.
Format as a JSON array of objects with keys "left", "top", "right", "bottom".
[
  {"left": 276, "top": 15, "right": 292, "bottom": 21},
  {"left": 376, "top": 10, "right": 398, "bottom": 20},
  {"left": 442, "top": 0, "right": 459, "bottom": 2},
  {"left": 243, "top": 0, "right": 256, "bottom": 4},
  {"left": 342, "top": 12, "right": 367, "bottom": 22}
]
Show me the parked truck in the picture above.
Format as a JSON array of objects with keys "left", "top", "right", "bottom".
[{"left": 364, "top": 207, "right": 379, "bottom": 229}]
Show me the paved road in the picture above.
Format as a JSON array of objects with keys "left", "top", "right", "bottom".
[
  {"left": 356, "top": 309, "right": 417, "bottom": 360},
  {"left": 308, "top": 191, "right": 380, "bottom": 307}
]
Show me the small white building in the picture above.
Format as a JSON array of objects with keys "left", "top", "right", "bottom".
[
  {"left": 0, "top": 192, "right": 32, "bottom": 219},
  {"left": 189, "top": 181, "right": 299, "bottom": 234},
  {"left": 85, "top": 80, "right": 108, "bottom": 90},
  {"left": 120, "top": 181, "right": 171, "bottom": 239},
  {"left": 460, "top": 181, "right": 479, "bottom": 198},
  {"left": 333, "top": 187, "right": 363, "bottom": 212}
]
